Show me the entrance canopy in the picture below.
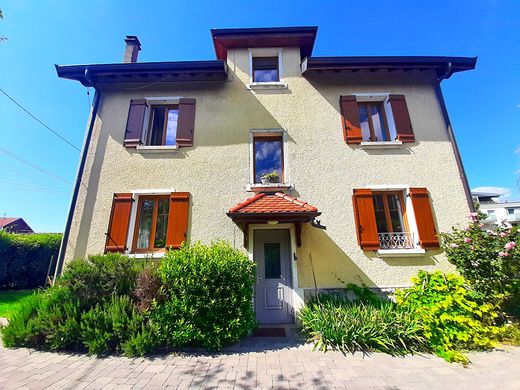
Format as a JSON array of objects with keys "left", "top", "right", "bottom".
[{"left": 227, "top": 192, "right": 320, "bottom": 223}]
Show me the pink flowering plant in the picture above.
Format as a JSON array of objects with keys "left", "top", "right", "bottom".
[{"left": 439, "top": 211, "right": 519, "bottom": 315}]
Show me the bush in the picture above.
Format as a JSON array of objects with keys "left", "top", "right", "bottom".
[
  {"left": 439, "top": 213, "right": 519, "bottom": 311},
  {"left": 133, "top": 262, "right": 162, "bottom": 312},
  {"left": 154, "top": 241, "right": 256, "bottom": 350},
  {"left": 298, "top": 288, "right": 427, "bottom": 356},
  {"left": 0, "top": 232, "right": 61, "bottom": 289},
  {"left": 394, "top": 271, "right": 500, "bottom": 363}
]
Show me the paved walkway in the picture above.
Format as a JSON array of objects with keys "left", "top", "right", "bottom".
[{"left": 0, "top": 338, "right": 519, "bottom": 390}]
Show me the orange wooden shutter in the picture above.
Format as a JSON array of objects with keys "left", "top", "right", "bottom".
[
  {"left": 389, "top": 94, "right": 415, "bottom": 142},
  {"left": 409, "top": 188, "right": 439, "bottom": 248},
  {"left": 339, "top": 95, "right": 362, "bottom": 144},
  {"left": 124, "top": 99, "right": 147, "bottom": 147},
  {"left": 176, "top": 98, "right": 196, "bottom": 147},
  {"left": 166, "top": 192, "right": 190, "bottom": 249},
  {"left": 105, "top": 193, "right": 133, "bottom": 253},
  {"left": 352, "top": 189, "right": 379, "bottom": 250}
]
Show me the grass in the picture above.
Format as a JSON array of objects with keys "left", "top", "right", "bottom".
[{"left": 0, "top": 290, "right": 35, "bottom": 319}]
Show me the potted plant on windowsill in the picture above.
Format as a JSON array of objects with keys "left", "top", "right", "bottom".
[{"left": 260, "top": 171, "right": 280, "bottom": 185}]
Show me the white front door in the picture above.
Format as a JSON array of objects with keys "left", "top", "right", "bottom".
[{"left": 254, "top": 229, "right": 293, "bottom": 324}]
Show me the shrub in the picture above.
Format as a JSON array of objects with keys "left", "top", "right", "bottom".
[
  {"left": 394, "top": 271, "right": 500, "bottom": 363},
  {"left": 439, "top": 213, "right": 519, "bottom": 310},
  {"left": 298, "top": 292, "right": 427, "bottom": 355},
  {"left": 80, "top": 295, "right": 151, "bottom": 355},
  {"left": 154, "top": 241, "right": 256, "bottom": 350},
  {"left": 133, "top": 262, "right": 162, "bottom": 312},
  {"left": 0, "top": 232, "right": 61, "bottom": 289}
]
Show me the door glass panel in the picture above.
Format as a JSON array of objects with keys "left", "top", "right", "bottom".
[
  {"left": 264, "top": 243, "right": 281, "bottom": 279},
  {"left": 373, "top": 194, "right": 389, "bottom": 233},
  {"left": 137, "top": 200, "right": 154, "bottom": 249},
  {"left": 164, "top": 108, "right": 179, "bottom": 146},
  {"left": 153, "top": 198, "right": 169, "bottom": 248},
  {"left": 387, "top": 194, "right": 404, "bottom": 232}
]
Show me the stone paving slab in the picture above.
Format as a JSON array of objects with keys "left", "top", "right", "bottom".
[{"left": 0, "top": 341, "right": 519, "bottom": 389}]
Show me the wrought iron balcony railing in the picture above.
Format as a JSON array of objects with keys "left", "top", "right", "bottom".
[{"left": 378, "top": 232, "right": 415, "bottom": 249}]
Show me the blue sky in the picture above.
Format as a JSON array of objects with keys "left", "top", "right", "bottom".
[{"left": 0, "top": 1, "right": 518, "bottom": 232}]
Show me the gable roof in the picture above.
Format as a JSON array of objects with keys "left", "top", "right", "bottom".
[{"left": 0, "top": 217, "right": 18, "bottom": 228}]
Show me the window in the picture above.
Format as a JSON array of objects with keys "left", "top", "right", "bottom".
[
  {"left": 488, "top": 210, "right": 495, "bottom": 215},
  {"left": 507, "top": 208, "right": 517, "bottom": 215},
  {"left": 252, "top": 57, "right": 279, "bottom": 82},
  {"left": 358, "top": 102, "right": 391, "bottom": 142},
  {"left": 133, "top": 195, "right": 170, "bottom": 252},
  {"left": 372, "top": 191, "right": 413, "bottom": 249},
  {"left": 253, "top": 135, "right": 284, "bottom": 183},
  {"left": 147, "top": 105, "right": 179, "bottom": 146}
]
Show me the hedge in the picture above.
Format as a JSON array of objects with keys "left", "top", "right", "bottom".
[{"left": 0, "top": 232, "right": 61, "bottom": 289}]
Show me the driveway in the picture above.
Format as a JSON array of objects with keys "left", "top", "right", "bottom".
[{"left": 0, "top": 338, "right": 519, "bottom": 389}]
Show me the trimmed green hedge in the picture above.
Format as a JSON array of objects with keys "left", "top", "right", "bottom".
[{"left": 0, "top": 232, "right": 61, "bottom": 289}]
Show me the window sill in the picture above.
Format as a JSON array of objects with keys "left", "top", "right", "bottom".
[
  {"left": 127, "top": 252, "right": 166, "bottom": 259},
  {"left": 376, "top": 248, "right": 426, "bottom": 257},
  {"left": 360, "top": 141, "right": 403, "bottom": 149},
  {"left": 248, "top": 183, "right": 293, "bottom": 192},
  {"left": 247, "top": 82, "right": 288, "bottom": 90},
  {"left": 135, "top": 145, "right": 178, "bottom": 153}
]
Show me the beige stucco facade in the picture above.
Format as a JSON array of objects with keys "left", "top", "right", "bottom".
[{"left": 64, "top": 46, "right": 469, "bottom": 291}]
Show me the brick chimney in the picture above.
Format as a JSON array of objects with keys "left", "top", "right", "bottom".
[{"left": 123, "top": 36, "right": 141, "bottom": 63}]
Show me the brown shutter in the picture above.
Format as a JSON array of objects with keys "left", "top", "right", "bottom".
[
  {"left": 176, "top": 98, "right": 196, "bottom": 147},
  {"left": 389, "top": 94, "right": 415, "bottom": 142},
  {"left": 339, "top": 95, "right": 362, "bottom": 144},
  {"left": 105, "top": 193, "right": 133, "bottom": 253},
  {"left": 352, "top": 189, "right": 379, "bottom": 250},
  {"left": 409, "top": 188, "right": 439, "bottom": 248},
  {"left": 166, "top": 192, "right": 190, "bottom": 249},
  {"left": 124, "top": 99, "right": 147, "bottom": 147}
]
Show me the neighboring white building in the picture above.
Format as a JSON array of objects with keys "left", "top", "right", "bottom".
[{"left": 472, "top": 191, "right": 520, "bottom": 227}]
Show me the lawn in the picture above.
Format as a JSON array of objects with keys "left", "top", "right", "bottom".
[{"left": 0, "top": 290, "right": 35, "bottom": 319}]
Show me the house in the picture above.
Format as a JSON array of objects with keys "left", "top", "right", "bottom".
[
  {"left": 0, "top": 217, "right": 34, "bottom": 234},
  {"left": 472, "top": 191, "right": 520, "bottom": 227},
  {"left": 54, "top": 27, "right": 476, "bottom": 324}
]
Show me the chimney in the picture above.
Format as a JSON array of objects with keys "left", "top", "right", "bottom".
[{"left": 123, "top": 35, "right": 141, "bottom": 63}]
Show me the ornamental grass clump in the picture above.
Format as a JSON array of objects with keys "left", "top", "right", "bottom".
[{"left": 298, "top": 287, "right": 428, "bottom": 356}]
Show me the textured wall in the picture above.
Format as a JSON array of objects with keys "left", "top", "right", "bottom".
[{"left": 64, "top": 47, "right": 469, "bottom": 288}]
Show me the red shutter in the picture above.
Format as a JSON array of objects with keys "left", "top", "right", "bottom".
[
  {"left": 105, "top": 193, "right": 133, "bottom": 253},
  {"left": 389, "top": 94, "right": 415, "bottom": 142},
  {"left": 352, "top": 189, "right": 379, "bottom": 250},
  {"left": 124, "top": 99, "right": 147, "bottom": 147},
  {"left": 339, "top": 95, "right": 362, "bottom": 144},
  {"left": 166, "top": 192, "right": 190, "bottom": 249},
  {"left": 176, "top": 98, "right": 196, "bottom": 147},
  {"left": 409, "top": 188, "right": 439, "bottom": 248}
]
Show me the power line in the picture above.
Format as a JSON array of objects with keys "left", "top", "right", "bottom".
[
  {"left": 0, "top": 179, "right": 69, "bottom": 194},
  {"left": 0, "top": 157, "right": 70, "bottom": 189},
  {"left": 0, "top": 146, "right": 73, "bottom": 185},
  {"left": 0, "top": 87, "right": 81, "bottom": 152}
]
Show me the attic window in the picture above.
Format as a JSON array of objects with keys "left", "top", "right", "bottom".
[{"left": 252, "top": 57, "right": 279, "bottom": 82}]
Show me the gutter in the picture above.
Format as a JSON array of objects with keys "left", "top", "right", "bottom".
[
  {"left": 54, "top": 68, "right": 101, "bottom": 278},
  {"left": 435, "top": 63, "right": 475, "bottom": 212}
]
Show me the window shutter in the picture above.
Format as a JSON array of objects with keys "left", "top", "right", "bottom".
[
  {"left": 176, "top": 98, "right": 196, "bottom": 147},
  {"left": 340, "top": 95, "right": 362, "bottom": 144},
  {"left": 166, "top": 192, "right": 190, "bottom": 249},
  {"left": 389, "top": 94, "right": 415, "bottom": 142},
  {"left": 352, "top": 189, "right": 380, "bottom": 250},
  {"left": 105, "top": 193, "right": 133, "bottom": 253},
  {"left": 409, "top": 188, "right": 439, "bottom": 248},
  {"left": 124, "top": 99, "right": 147, "bottom": 147}
]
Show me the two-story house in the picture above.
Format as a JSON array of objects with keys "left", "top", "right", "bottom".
[{"left": 55, "top": 27, "right": 476, "bottom": 324}]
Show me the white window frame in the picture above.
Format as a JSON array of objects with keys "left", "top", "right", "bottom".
[
  {"left": 136, "top": 97, "right": 182, "bottom": 152},
  {"left": 365, "top": 185, "right": 426, "bottom": 257},
  {"left": 355, "top": 93, "right": 403, "bottom": 148},
  {"left": 247, "top": 48, "right": 288, "bottom": 90},
  {"left": 248, "top": 128, "right": 292, "bottom": 192},
  {"left": 125, "top": 188, "right": 176, "bottom": 258}
]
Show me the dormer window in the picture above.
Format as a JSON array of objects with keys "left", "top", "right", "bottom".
[{"left": 252, "top": 57, "right": 279, "bottom": 82}]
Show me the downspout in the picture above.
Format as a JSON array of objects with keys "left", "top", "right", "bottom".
[
  {"left": 435, "top": 63, "right": 475, "bottom": 212},
  {"left": 54, "top": 68, "right": 101, "bottom": 279}
]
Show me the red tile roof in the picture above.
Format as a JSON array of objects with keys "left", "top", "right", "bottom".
[
  {"left": 0, "top": 217, "right": 19, "bottom": 228},
  {"left": 228, "top": 192, "right": 318, "bottom": 214}
]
